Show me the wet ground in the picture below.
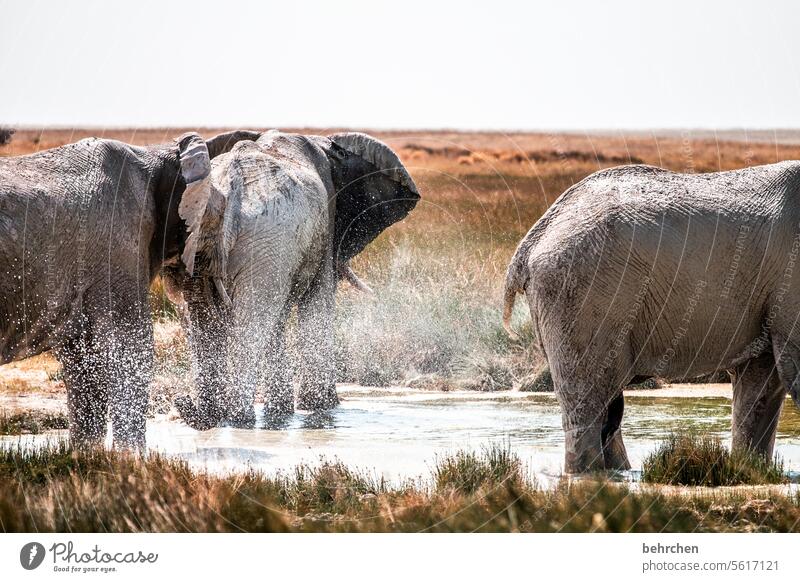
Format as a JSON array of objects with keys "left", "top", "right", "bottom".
[{"left": 4, "top": 384, "right": 799, "bottom": 485}]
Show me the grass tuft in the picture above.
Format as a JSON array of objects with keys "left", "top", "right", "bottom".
[
  {"left": 281, "top": 460, "right": 389, "bottom": 515},
  {"left": 641, "top": 433, "right": 787, "bottom": 486},
  {"left": 0, "top": 409, "right": 68, "bottom": 435},
  {"left": 433, "top": 445, "right": 523, "bottom": 494}
]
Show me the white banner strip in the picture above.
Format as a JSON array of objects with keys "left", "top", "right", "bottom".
[{"left": 0, "top": 533, "right": 796, "bottom": 581}]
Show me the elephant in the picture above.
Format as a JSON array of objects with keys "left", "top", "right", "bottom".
[
  {"left": 0, "top": 129, "right": 261, "bottom": 447},
  {"left": 171, "top": 130, "right": 420, "bottom": 429},
  {"left": 503, "top": 162, "right": 800, "bottom": 473}
]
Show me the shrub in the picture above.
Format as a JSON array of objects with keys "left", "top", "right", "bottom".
[
  {"left": 280, "top": 460, "right": 388, "bottom": 514},
  {"left": 641, "top": 433, "right": 787, "bottom": 486},
  {"left": 0, "top": 127, "right": 14, "bottom": 146}
]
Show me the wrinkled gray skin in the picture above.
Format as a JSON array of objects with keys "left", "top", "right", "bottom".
[
  {"left": 172, "top": 130, "right": 420, "bottom": 429},
  {"left": 0, "top": 130, "right": 260, "bottom": 447},
  {"left": 504, "top": 163, "right": 800, "bottom": 473}
]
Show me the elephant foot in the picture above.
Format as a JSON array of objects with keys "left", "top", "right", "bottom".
[
  {"left": 263, "top": 400, "right": 294, "bottom": 430},
  {"left": 112, "top": 436, "right": 146, "bottom": 453},
  {"left": 564, "top": 423, "right": 605, "bottom": 474},
  {"left": 226, "top": 405, "right": 256, "bottom": 429},
  {"left": 175, "top": 395, "right": 222, "bottom": 431},
  {"left": 301, "top": 410, "right": 335, "bottom": 430},
  {"left": 265, "top": 387, "right": 295, "bottom": 418},
  {"left": 112, "top": 423, "right": 147, "bottom": 452},
  {"left": 602, "top": 429, "right": 631, "bottom": 471},
  {"left": 296, "top": 384, "right": 339, "bottom": 411},
  {"left": 601, "top": 393, "right": 630, "bottom": 471},
  {"left": 69, "top": 434, "right": 105, "bottom": 451}
]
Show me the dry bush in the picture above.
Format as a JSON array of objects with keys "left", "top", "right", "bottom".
[{"left": 0, "top": 127, "right": 14, "bottom": 146}]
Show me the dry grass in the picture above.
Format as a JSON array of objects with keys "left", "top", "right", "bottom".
[
  {"left": 332, "top": 130, "right": 800, "bottom": 390},
  {"left": 0, "top": 442, "right": 798, "bottom": 532},
  {"left": 5, "top": 129, "right": 800, "bottom": 393}
]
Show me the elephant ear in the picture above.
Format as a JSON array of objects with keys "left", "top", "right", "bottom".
[
  {"left": 328, "top": 132, "right": 419, "bottom": 196},
  {"left": 205, "top": 130, "right": 262, "bottom": 158},
  {"left": 326, "top": 132, "right": 420, "bottom": 264},
  {"left": 176, "top": 132, "right": 212, "bottom": 276}
]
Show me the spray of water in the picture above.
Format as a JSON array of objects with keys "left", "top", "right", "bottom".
[{"left": 154, "top": 237, "right": 543, "bottom": 428}]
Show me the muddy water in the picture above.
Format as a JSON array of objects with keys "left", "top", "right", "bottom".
[{"left": 5, "top": 384, "right": 800, "bottom": 484}]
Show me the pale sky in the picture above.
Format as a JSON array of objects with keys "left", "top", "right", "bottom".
[{"left": 1, "top": 0, "right": 799, "bottom": 130}]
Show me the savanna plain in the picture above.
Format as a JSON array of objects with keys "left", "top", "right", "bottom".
[{"left": 1, "top": 127, "right": 800, "bottom": 532}]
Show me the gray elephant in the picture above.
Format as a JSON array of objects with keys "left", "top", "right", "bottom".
[
  {"left": 503, "top": 162, "right": 800, "bottom": 473},
  {"left": 171, "top": 130, "right": 420, "bottom": 429},
  {"left": 0, "top": 130, "right": 260, "bottom": 447}
]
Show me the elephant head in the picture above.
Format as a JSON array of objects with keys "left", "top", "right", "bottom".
[{"left": 172, "top": 130, "right": 420, "bottom": 429}]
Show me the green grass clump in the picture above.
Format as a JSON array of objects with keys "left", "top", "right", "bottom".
[
  {"left": 0, "top": 409, "right": 68, "bottom": 435},
  {"left": 642, "top": 433, "right": 787, "bottom": 486},
  {"left": 279, "top": 460, "right": 389, "bottom": 515},
  {"left": 433, "top": 445, "right": 523, "bottom": 494}
]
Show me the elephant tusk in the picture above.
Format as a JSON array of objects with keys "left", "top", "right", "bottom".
[
  {"left": 338, "top": 262, "right": 373, "bottom": 294},
  {"left": 214, "top": 277, "right": 233, "bottom": 307}
]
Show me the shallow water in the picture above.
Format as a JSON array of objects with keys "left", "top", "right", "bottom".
[{"left": 5, "top": 385, "right": 800, "bottom": 485}]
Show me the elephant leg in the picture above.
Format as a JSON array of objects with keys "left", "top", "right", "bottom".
[
  {"left": 296, "top": 261, "right": 338, "bottom": 411},
  {"left": 73, "top": 280, "right": 153, "bottom": 450},
  {"left": 263, "top": 306, "right": 294, "bottom": 418},
  {"left": 107, "top": 313, "right": 153, "bottom": 449},
  {"left": 563, "top": 418, "right": 605, "bottom": 474},
  {"left": 555, "top": 376, "right": 606, "bottom": 473},
  {"left": 225, "top": 335, "right": 260, "bottom": 428},
  {"left": 177, "top": 277, "right": 230, "bottom": 430},
  {"left": 550, "top": 332, "right": 630, "bottom": 473},
  {"left": 731, "top": 351, "right": 786, "bottom": 457},
  {"left": 227, "top": 298, "right": 290, "bottom": 428},
  {"left": 601, "top": 392, "right": 631, "bottom": 470},
  {"left": 56, "top": 334, "right": 109, "bottom": 447}
]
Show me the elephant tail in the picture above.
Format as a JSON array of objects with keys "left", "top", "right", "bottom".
[{"left": 502, "top": 248, "right": 530, "bottom": 341}]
